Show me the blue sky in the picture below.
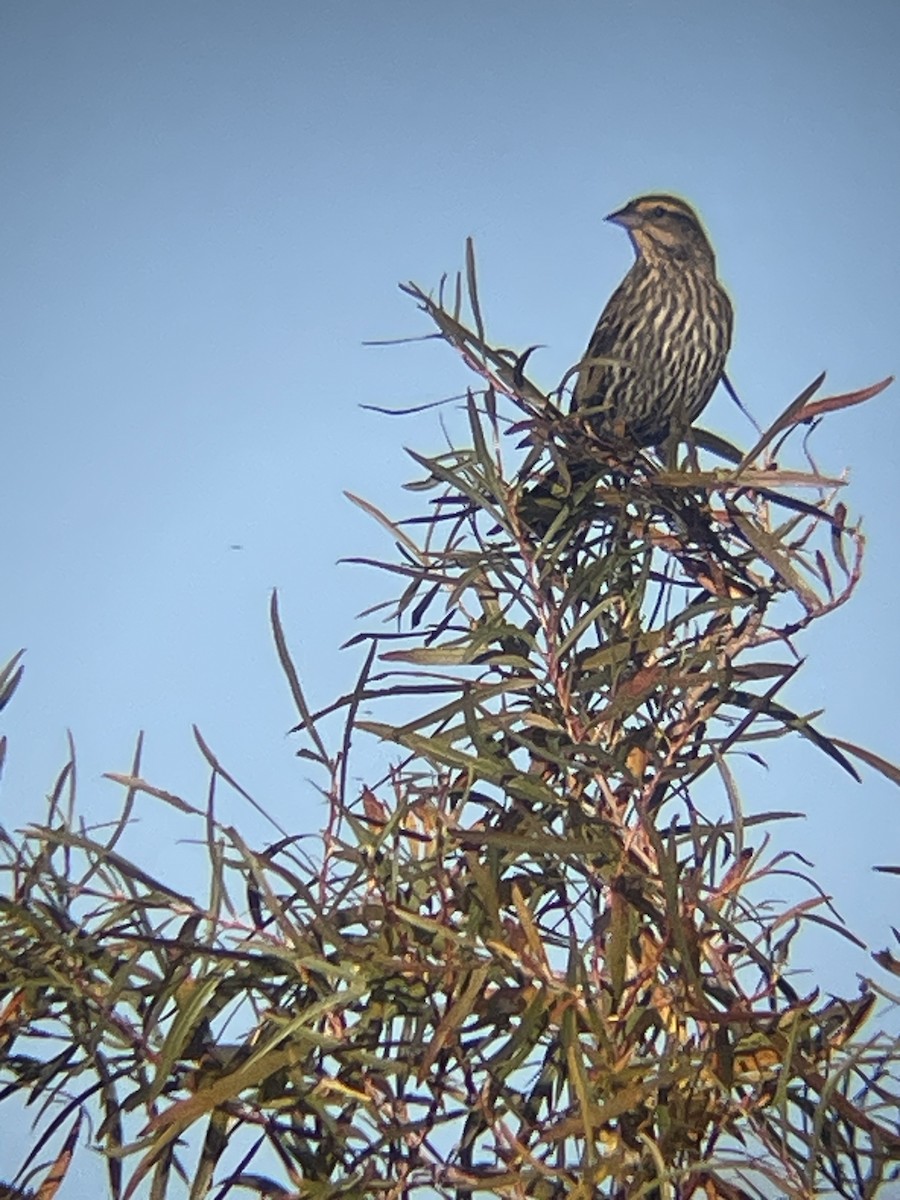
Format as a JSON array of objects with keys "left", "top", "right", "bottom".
[{"left": 1, "top": 1, "right": 899, "bottom": 1182}]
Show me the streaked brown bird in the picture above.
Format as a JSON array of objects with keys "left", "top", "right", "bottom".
[{"left": 572, "top": 194, "right": 733, "bottom": 448}]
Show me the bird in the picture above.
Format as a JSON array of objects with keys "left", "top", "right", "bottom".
[{"left": 571, "top": 194, "right": 733, "bottom": 449}]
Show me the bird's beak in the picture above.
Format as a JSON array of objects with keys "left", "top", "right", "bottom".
[{"left": 605, "top": 205, "right": 640, "bottom": 229}]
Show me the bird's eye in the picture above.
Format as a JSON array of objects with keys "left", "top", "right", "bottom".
[{"left": 653, "top": 205, "right": 668, "bottom": 218}]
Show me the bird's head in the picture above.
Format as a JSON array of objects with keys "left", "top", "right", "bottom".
[{"left": 607, "top": 194, "right": 717, "bottom": 269}]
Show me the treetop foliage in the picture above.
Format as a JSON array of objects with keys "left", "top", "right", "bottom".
[{"left": 1, "top": 246, "right": 898, "bottom": 1199}]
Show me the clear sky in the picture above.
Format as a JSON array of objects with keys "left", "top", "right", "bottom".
[{"left": 2, "top": 1, "right": 899, "bottom": 1185}]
